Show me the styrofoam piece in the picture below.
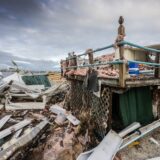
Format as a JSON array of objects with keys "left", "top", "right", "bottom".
[
  {"left": 50, "top": 105, "right": 80, "bottom": 125},
  {"left": 55, "top": 113, "right": 67, "bottom": 125},
  {"left": 50, "top": 105, "right": 66, "bottom": 115},
  {"left": 66, "top": 114, "right": 80, "bottom": 126}
]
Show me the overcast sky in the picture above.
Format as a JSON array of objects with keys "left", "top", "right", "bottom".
[{"left": 0, "top": 0, "right": 160, "bottom": 70}]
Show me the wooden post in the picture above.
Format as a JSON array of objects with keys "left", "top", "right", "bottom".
[
  {"left": 117, "top": 16, "right": 126, "bottom": 87},
  {"left": 68, "top": 52, "right": 71, "bottom": 68},
  {"left": 155, "top": 54, "right": 160, "bottom": 78},
  {"left": 86, "top": 49, "right": 94, "bottom": 64},
  {"left": 72, "top": 53, "right": 77, "bottom": 70},
  {"left": 60, "top": 60, "right": 63, "bottom": 77},
  {"left": 68, "top": 52, "right": 77, "bottom": 70},
  {"left": 65, "top": 53, "right": 70, "bottom": 74}
]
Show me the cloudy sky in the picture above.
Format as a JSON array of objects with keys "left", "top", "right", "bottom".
[{"left": 0, "top": 0, "right": 160, "bottom": 70}]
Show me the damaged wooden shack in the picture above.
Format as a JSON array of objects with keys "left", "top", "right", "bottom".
[
  {"left": 61, "top": 16, "right": 160, "bottom": 156},
  {"left": 0, "top": 16, "right": 160, "bottom": 160}
]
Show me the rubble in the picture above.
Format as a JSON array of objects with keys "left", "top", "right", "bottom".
[
  {"left": 50, "top": 105, "right": 80, "bottom": 126},
  {"left": 0, "top": 119, "right": 48, "bottom": 160},
  {"left": 0, "top": 79, "right": 71, "bottom": 159},
  {"left": 0, "top": 77, "right": 88, "bottom": 160},
  {"left": 119, "top": 129, "right": 160, "bottom": 160},
  {"left": 0, "top": 72, "right": 159, "bottom": 160},
  {"left": 78, "top": 122, "right": 141, "bottom": 160},
  {"left": 0, "top": 14, "right": 159, "bottom": 160}
]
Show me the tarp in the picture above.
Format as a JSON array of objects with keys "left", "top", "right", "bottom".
[
  {"left": 119, "top": 87, "right": 153, "bottom": 127},
  {"left": 22, "top": 75, "right": 51, "bottom": 88}
]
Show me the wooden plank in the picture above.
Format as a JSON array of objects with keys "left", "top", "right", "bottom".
[
  {"left": 0, "top": 119, "right": 31, "bottom": 140},
  {"left": 126, "top": 79, "right": 160, "bottom": 87},
  {"left": 100, "top": 79, "right": 119, "bottom": 87},
  {"left": 0, "top": 119, "right": 48, "bottom": 160},
  {"left": 0, "top": 115, "right": 11, "bottom": 130},
  {"left": 67, "top": 73, "right": 160, "bottom": 88}
]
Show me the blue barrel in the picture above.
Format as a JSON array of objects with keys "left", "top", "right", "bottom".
[{"left": 129, "top": 62, "right": 139, "bottom": 75}]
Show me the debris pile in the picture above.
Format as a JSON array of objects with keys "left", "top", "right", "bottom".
[
  {"left": 0, "top": 76, "right": 160, "bottom": 160},
  {"left": 0, "top": 80, "right": 71, "bottom": 160},
  {"left": 0, "top": 78, "right": 102, "bottom": 160},
  {"left": 0, "top": 111, "right": 48, "bottom": 160}
]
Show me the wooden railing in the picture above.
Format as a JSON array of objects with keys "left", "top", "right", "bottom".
[{"left": 61, "top": 17, "right": 160, "bottom": 88}]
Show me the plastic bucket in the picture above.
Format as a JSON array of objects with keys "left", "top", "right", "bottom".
[{"left": 129, "top": 62, "right": 139, "bottom": 75}]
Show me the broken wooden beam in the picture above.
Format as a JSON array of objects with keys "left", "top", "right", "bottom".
[
  {"left": 0, "top": 119, "right": 48, "bottom": 160},
  {"left": 5, "top": 96, "right": 46, "bottom": 110},
  {"left": 0, "top": 119, "right": 31, "bottom": 140},
  {"left": 0, "top": 115, "right": 11, "bottom": 130}
]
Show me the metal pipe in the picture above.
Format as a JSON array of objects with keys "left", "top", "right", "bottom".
[
  {"left": 66, "top": 59, "right": 160, "bottom": 70},
  {"left": 65, "top": 39, "right": 160, "bottom": 62},
  {"left": 128, "top": 60, "right": 160, "bottom": 67},
  {"left": 67, "top": 44, "right": 114, "bottom": 60},
  {"left": 139, "top": 70, "right": 154, "bottom": 74},
  {"left": 121, "top": 41, "right": 160, "bottom": 53},
  {"left": 78, "top": 44, "right": 114, "bottom": 57},
  {"left": 92, "top": 44, "right": 114, "bottom": 53},
  {"left": 66, "top": 60, "right": 123, "bottom": 69}
]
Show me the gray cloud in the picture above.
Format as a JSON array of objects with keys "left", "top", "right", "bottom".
[
  {"left": 0, "top": 0, "right": 160, "bottom": 70},
  {"left": 0, "top": 50, "right": 59, "bottom": 71}
]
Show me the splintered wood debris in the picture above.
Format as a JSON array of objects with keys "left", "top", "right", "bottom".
[
  {"left": 0, "top": 80, "right": 160, "bottom": 160},
  {"left": 0, "top": 80, "right": 71, "bottom": 160}
]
